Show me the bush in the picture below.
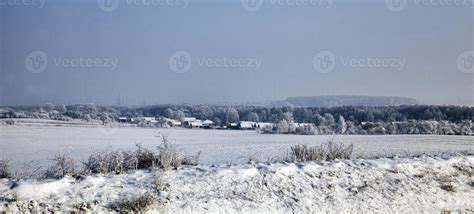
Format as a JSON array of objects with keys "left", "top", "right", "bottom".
[
  {"left": 153, "top": 172, "right": 170, "bottom": 192},
  {"left": 157, "top": 135, "right": 183, "bottom": 170},
  {"left": 135, "top": 144, "right": 158, "bottom": 169},
  {"left": 82, "top": 148, "right": 139, "bottom": 175},
  {"left": 113, "top": 192, "right": 155, "bottom": 212},
  {"left": 0, "top": 159, "right": 11, "bottom": 179},
  {"left": 43, "top": 151, "right": 78, "bottom": 179},
  {"left": 12, "top": 135, "right": 194, "bottom": 179},
  {"left": 285, "top": 141, "right": 353, "bottom": 162}
]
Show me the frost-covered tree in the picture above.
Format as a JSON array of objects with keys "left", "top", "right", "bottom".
[
  {"left": 459, "top": 120, "right": 472, "bottom": 135},
  {"left": 336, "top": 115, "right": 347, "bottom": 134},
  {"left": 288, "top": 120, "right": 296, "bottom": 133},
  {"left": 164, "top": 108, "right": 174, "bottom": 118},
  {"left": 244, "top": 112, "right": 260, "bottom": 122},
  {"left": 225, "top": 108, "right": 240, "bottom": 123},
  {"left": 59, "top": 105, "right": 67, "bottom": 113},
  {"left": 276, "top": 120, "right": 289, "bottom": 133},
  {"left": 295, "top": 124, "right": 318, "bottom": 135},
  {"left": 173, "top": 110, "right": 186, "bottom": 122},
  {"left": 43, "top": 103, "right": 55, "bottom": 112},
  {"left": 99, "top": 112, "right": 110, "bottom": 125},
  {"left": 213, "top": 117, "right": 222, "bottom": 127}
]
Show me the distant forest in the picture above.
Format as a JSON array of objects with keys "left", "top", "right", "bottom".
[{"left": 1, "top": 104, "right": 473, "bottom": 135}]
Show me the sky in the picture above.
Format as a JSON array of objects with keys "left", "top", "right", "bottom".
[{"left": 0, "top": 0, "right": 473, "bottom": 106}]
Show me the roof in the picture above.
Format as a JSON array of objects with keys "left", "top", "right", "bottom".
[
  {"left": 203, "top": 120, "right": 214, "bottom": 125},
  {"left": 184, "top": 117, "right": 197, "bottom": 122},
  {"left": 188, "top": 120, "right": 203, "bottom": 126},
  {"left": 239, "top": 121, "right": 254, "bottom": 128}
]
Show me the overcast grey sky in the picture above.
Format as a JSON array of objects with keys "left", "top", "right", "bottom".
[{"left": 0, "top": 0, "right": 473, "bottom": 106}]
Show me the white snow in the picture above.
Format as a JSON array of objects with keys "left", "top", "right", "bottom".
[
  {"left": 1, "top": 124, "right": 473, "bottom": 172},
  {"left": 1, "top": 156, "right": 473, "bottom": 213}
]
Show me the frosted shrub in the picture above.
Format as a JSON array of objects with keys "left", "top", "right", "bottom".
[
  {"left": 0, "top": 159, "right": 10, "bottom": 179},
  {"left": 44, "top": 152, "right": 78, "bottom": 179},
  {"left": 286, "top": 141, "right": 353, "bottom": 162},
  {"left": 83, "top": 148, "right": 139, "bottom": 174},
  {"left": 157, "top": 135, "right": 183, "bottom": 170},
  {"left": 112, "top": 192, "right": 155, "bottom": 212},
  {"left": 135, "top": 144, "right": 158, "bottom": 169}
]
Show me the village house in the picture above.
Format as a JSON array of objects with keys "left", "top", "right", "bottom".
[
  {"left": 163, "top": 117, "right": 181, "bottom": 127},
  {"left": 183, "top": 117, "right": 203, "bottom": 128},
  {"left": 202, "top": 119, "right": 215, "bottom": 129},
  {"left": 118, "top": 117, "right": 135, "bottom": 123},
  {"left": 254, "top": 122, "right": 274, "bottom": 130},
  {"left": 142, "top": 117, "right": 157, "bottom": 124},
  {"left": 239, "top": 121, "right": 255, "bottom": 130}
]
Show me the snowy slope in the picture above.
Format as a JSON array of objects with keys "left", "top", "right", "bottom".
[{"left": 1, "top": 156, "right": 473, "bottom": 213}]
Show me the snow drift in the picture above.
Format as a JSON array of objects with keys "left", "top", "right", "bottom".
[{"left": 1, "top": 156, "right": 473, "bottom": 213}]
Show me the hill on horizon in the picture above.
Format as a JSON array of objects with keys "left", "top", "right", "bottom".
[{"left": 284, "top": 96, "right": 418, "bottom": 107}]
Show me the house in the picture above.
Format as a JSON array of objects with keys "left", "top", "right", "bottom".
[
  {"left": 161, "top": 117, "right": 181, "bottom": 126},
  {"left": 255, "top": 122, "right": 274, "bottom": 129},
  {"left": 167, "top": 119, "right": 182, "bottom": 127},
  {"left": 185, "top": 120, "right": 203, "bottom": 128},
  {"left": 181, "top": 117, "right": 202, "bottom": 128},
  {"left": 118, "top": 117, "right": 132, "bottom": 123},
  {"left": 239, "top": 121, "right": 255, "bottom": 130},
  {"left": 202, "top": 120, "right": 215, "bottom": 129},
  {"left": 142, "top": 117, "right": 157, "bottom": 124},
  {"left": 183, "top": 117, "right": 197, "bottom": 123},
  {"left": 228, "top": 123, "right": 239, "bottom": 129}
]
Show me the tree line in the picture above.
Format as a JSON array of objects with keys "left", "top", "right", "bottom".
[{"left": 1, "top": 104, "right": 473, "bottom": 135}]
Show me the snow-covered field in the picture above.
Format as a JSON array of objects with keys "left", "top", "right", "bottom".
[
  {"left": 1, "top": 120, "right": 473, "bottom": 212},
  {"left": 1, "top": 156, "right": 473, "bottom": 213},
  {"left": 1, "top": 122, "right": 473, "bottom": 171}
]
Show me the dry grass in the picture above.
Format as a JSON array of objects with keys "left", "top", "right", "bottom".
[
  {"left": 80, "top": 135, "right": 188, "bottom": 175},
  {"left": 153, "top": 172, "right": 170, "bottom": 192},
  {"left": 285, "top": 141, "right": 353, "bottom": 162},
  {"left": 0, "top": 159, "right": 10, "bottom": 179},
  {"left": 114, "top": 192, "right": 155, "bottom": 212}
]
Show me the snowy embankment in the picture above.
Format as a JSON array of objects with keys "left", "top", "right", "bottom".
[{"left": 1, "top": 156, "right": 473, "bottom": 213}]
